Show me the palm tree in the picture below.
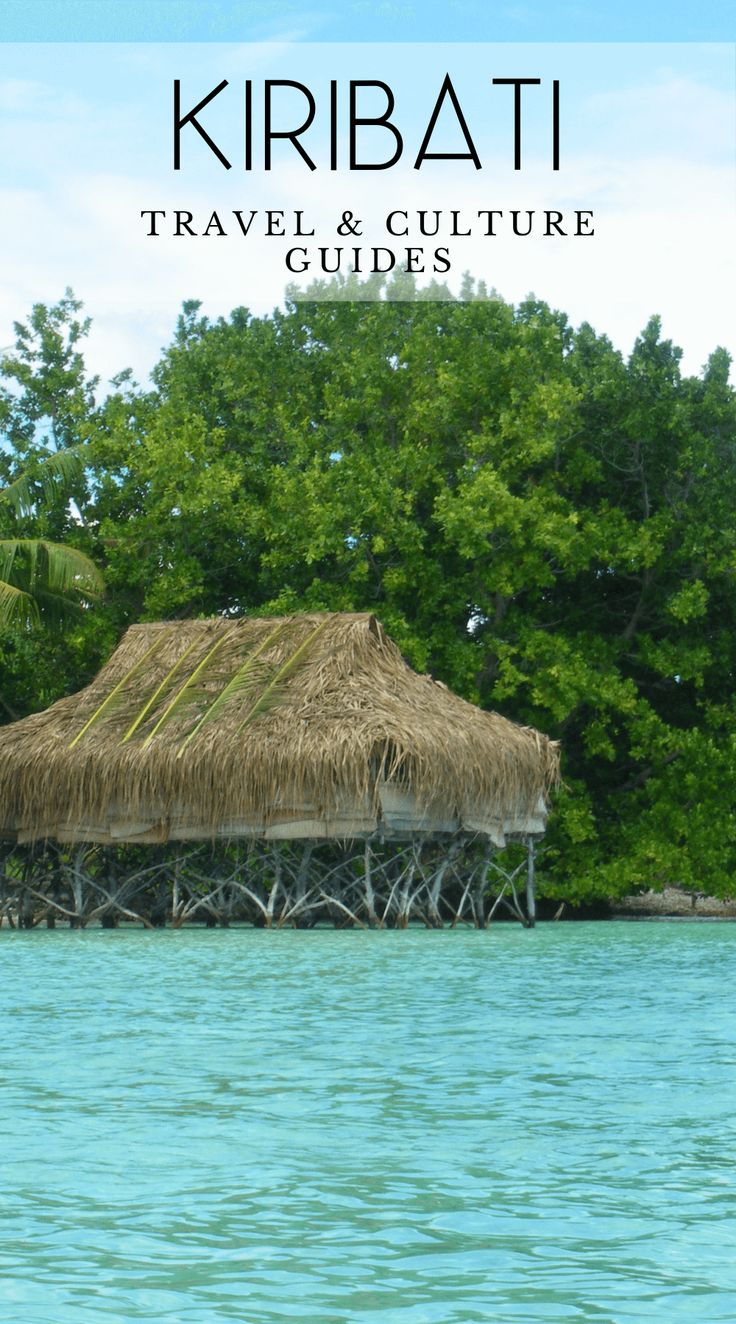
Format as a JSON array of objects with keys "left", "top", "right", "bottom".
[{"left": 0, "top": 447, "right": 103, "bottom": 629}]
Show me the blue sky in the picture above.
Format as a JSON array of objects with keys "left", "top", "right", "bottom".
[
  {"left": 0, "top": 10, "right": 732, "bottom": 385},
  {"left": 0, "top": 0, "right": 732, "bottom": 42}
]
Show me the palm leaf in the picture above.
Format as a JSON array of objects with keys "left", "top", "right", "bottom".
[
  {"left": 141, "top": 627, "right": 239, "bottom": 747},
  {"left": 176, "top": 619, "right": 293, "bottom": 756},
  {"left": 41, "top": 540, "right": 101, "bottom": 598},
  {"left": 0, "top": 539, "right": 102, "bottom": 597},
  {"left": 120, "top": 628, "right": 210, "bottom": 743},
  {"left": 1, "top": 446, "right": 90, "bottom": 518},
  {"left": 0, "top": 539, "right": 103, "bottom": 631},
  {"left": 68, "top": 629, "right": 175, "bottom": 749},
  {"left": 236, "top": 615, "right": 334, "bottom": 734},
  {"left": 0, "top": 580, "right": 38, "bottom": 629}
]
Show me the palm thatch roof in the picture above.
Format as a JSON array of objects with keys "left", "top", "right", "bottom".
[{"left": 0, "top": 613, "right": 559, "bottom": 847}]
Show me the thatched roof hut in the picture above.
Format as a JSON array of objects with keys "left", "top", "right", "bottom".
[{"left": 0, "top": 613, "right": 559, "bottom": 848}]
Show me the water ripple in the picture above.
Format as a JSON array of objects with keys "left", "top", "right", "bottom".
[{"left": 0, "top": 923, "right": 734, "bottom": 1321}]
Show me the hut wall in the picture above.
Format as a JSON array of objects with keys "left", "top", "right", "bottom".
[{"left": 8, "top": 785, "right": 550, "bottom": 849}]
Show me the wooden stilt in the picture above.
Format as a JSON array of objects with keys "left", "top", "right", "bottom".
[
  {"left": 526, "top": 837, "right": 536, "bottom": 928},
  {"left": 0, "top": 835, "right": 540, "bottom": 930}
]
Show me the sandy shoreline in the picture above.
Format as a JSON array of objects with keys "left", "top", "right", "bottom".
[{"left": 611, "top": 888, "right": 736, "bottom": 919}]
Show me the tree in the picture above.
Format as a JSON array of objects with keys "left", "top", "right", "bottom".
[
  {"left": 88, "top": 282, "right": 732, "bottom": 900},
  {"left": 5, "top": 283, "right": 734, "bottom": 901},
  {"left": 0, "top": 449, "right": 102, "bottom": 628},
  {"left": 0, "top": 294, "right": 105, "bottom": 711}
]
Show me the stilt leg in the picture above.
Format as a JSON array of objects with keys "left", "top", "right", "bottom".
[{"left": 526, "top": 837, "right": 536, "bottom": 929}]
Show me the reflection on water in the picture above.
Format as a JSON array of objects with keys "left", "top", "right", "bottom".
[{"left": 1, "top": 923, "right": 735, "bottom": 1322}]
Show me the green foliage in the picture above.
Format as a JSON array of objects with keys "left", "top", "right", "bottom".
[
  {"left": 0, "top": 446, "right": 102, "bottom": 631},
  {"left": 0, "top": 536, "right": 102, "bottom": 629},
  {"left": 0, "top": 293, "right": 104, "bottom": 696},
  {"left": 2, "top": 282, "right": 734, "bottom": 901}
]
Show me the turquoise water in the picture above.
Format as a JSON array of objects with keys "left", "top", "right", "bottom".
[{"left": 1, "top": 923, "right": 735, "bottom": 1324}]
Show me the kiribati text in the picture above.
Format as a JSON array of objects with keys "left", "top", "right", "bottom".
[{"left": 173, "top": 75, "right": 561, "bottom": 172}]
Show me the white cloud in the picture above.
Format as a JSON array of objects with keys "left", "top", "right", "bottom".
[
  {"left": 583, "top": 74, "right": 735, "bottom": 160},
  {"left": 0, "top": 42, "right": 732, "bottom": 386},
  {"left": 0, "top": 76, "right": 88, "bottom": 118}
]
